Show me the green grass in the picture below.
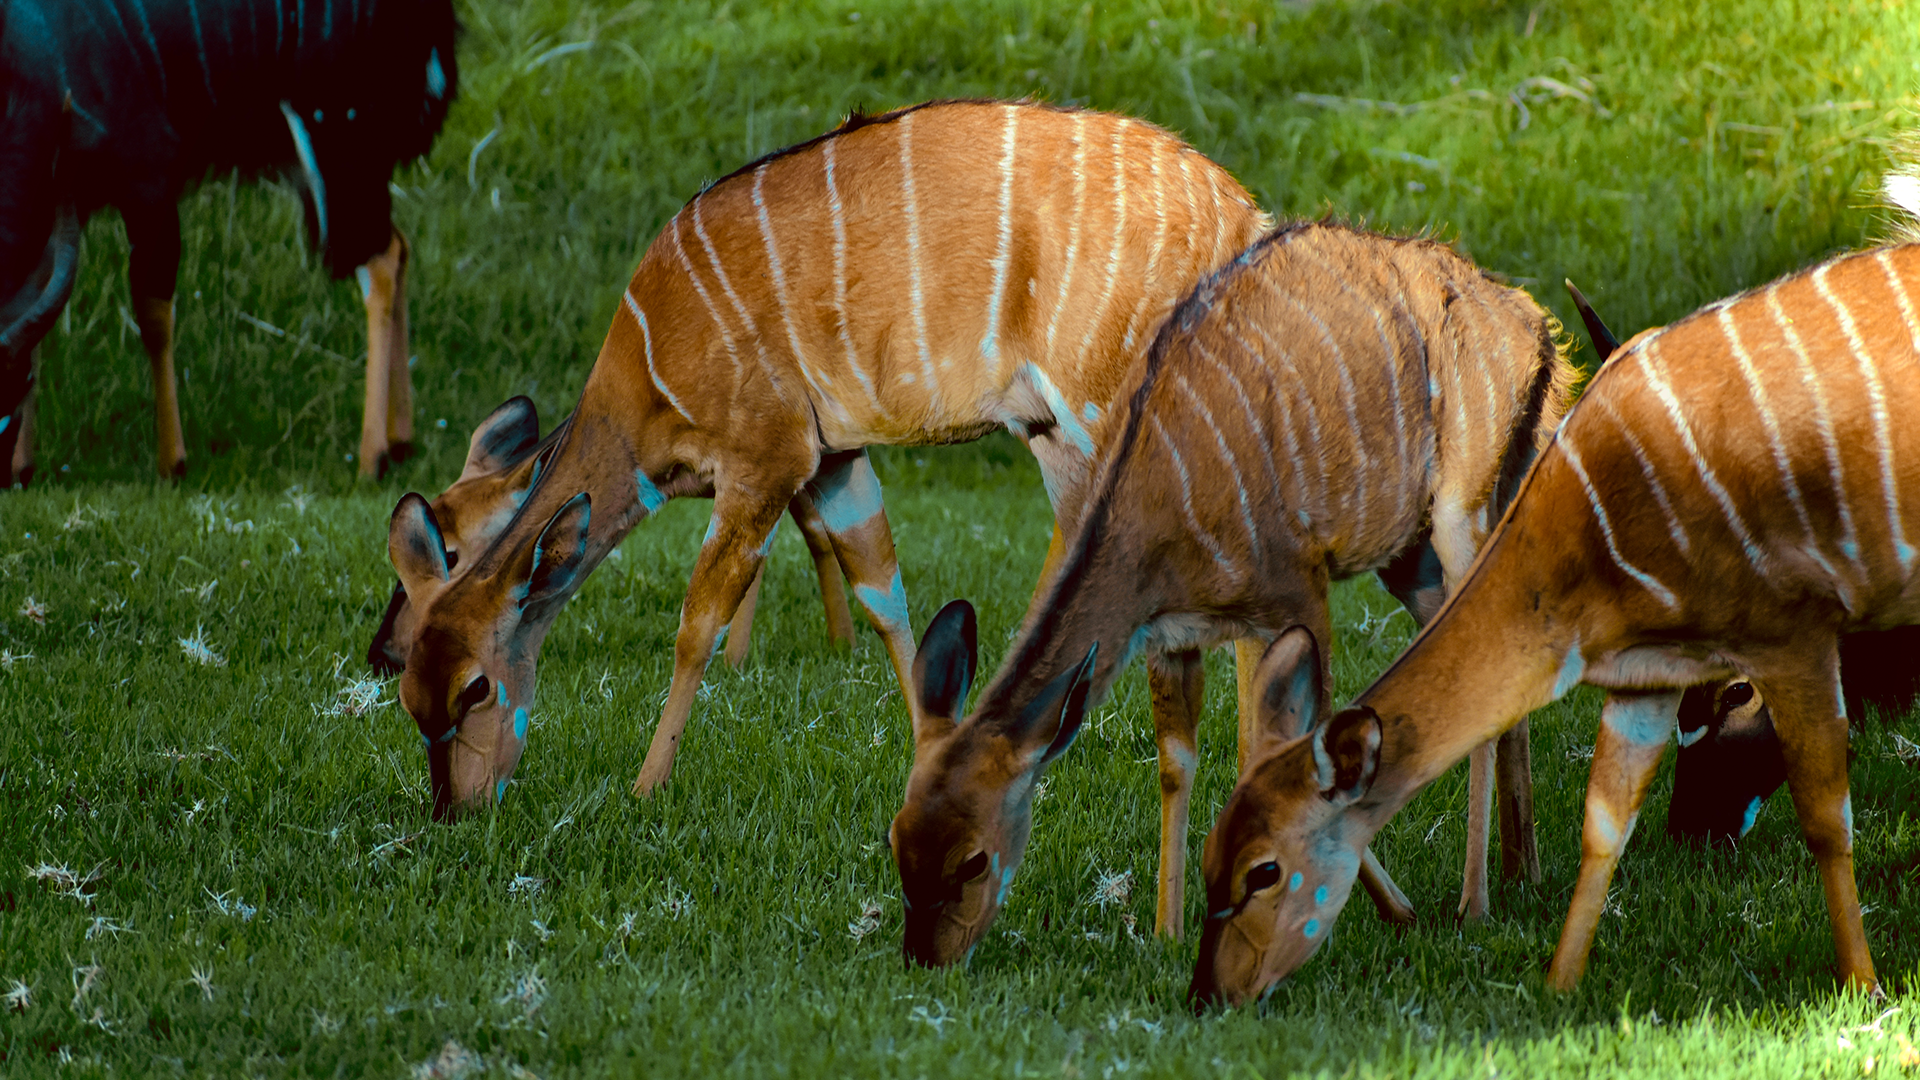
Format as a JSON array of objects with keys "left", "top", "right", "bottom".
[{"left": 6, "top": 0, "right": 1920, "bottom": 1075}]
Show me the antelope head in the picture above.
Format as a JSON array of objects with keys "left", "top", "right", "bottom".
[
  {"left": 387, "top": 486, "right": 591, "bottom": 818},
  {"left": 368, "top": 396, "right": 547, "bottom": 674},
  {"left": 890, "top": 600, "right": 1096, "bottom": 967},
  {"left": 1191, "top": 629, "right": 1378, "bottom": 1009},
  {"left": 1667, "top": 678, "right": 1785, "bottom": 844}
]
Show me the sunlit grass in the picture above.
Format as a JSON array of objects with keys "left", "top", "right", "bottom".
[{"left": 6, "top": 0, "right": 1920, "bottom": 1075}]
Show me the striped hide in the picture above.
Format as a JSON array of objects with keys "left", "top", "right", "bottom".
[
  {"left": 384, "top": 99, "right": 1271, "bottom": 818},
  {"left": 1191, "top": 238, "right": 1920, "bottom": 1007},
  {"left": 890, "top": 222, "right": 1578, "bottom": 966}
]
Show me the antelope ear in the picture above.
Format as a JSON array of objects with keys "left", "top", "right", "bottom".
[
  {"left": 1563, "top": 278, "right": 1622, "bottom": 365},
  {"left": 912, "top": 600, "right": 977, "bottom": 741},
  {"left": 1008, "top": 642, "right": 1097, "bottom": 769},
  {"left": 388, "top": 492, "right": 450, "bottom": 597},
  {"left": 1312, "top": 706, "right": 1382, "bottom": 805},
  {"left": 460, "top": 396, "right": 541, "bottom": 481},
  {"left": 525, "top": 493, "right": 591, "bottom": 606},
  {"left": 1249, "top": 627, "right": 1323, "bottom": 769}
]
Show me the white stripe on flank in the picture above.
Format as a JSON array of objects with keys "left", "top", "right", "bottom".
[
  {"left": 1716, "top": 307, "right": 1839, "bottom": 579},
  {"left": 823, "top": 141, "right": 885, "bottom": 413},
  {"left": 754, "top": 165, "right": 844, "bottom": 425},
  {"left": 1298, "top": 246, "right": 1413, "bottom": 510},
  {"left": 980, "top": 105, "right": 1020, "bottom": 376},
  {"left": 1559, "top": 434, "right": 1678, "bottom": 608},
  {"left": 1258, "top": 272, "right": 1372, "bottom": 536},
  {"left": 1875, "top": 250, "right": 1920, "bottom": 359},
  {"left": 1201, "top": 157, "right": 1233, "bottom": 266},
  {"left": 1590, "top": 392, "right": 1690, "bottom": 556},
  {"left": 1120, "top": 139, "right": 1170, "bottom": 354},
  {"left": 1076, "top": 119, "right": 1130, "bottom": 367},
  {"left": 1767, "top": 286, "right": 1862, "bottom": 568},
  {"left": 692, "top": 196, "right": 788, "bottom": 402},
  {"left": 1192, "top": 340, "right": 1285, "bottom": 512},
  {"left": 1640, "top": 343, "right": 1770, "bottom": 573},
  {"left": 1173, "top": 370, "right": 1260, "bottom": 551},
  {"left": 1043, "top": 115, "right": 1090, "bottom": 361},
  {"left": 1174, "top": 151, "right": 1202, "bottom": 265},
  {"left": 1816, "top": 264, "right": 1915, "bottom": 565},
  {"left": 1151, "top": 414, "right": 1239, "bottom": 575},
  {"left": 623, "top": 290, "right": 695, "bottom": 423},
  {"left": 898, "top": 112, "right": 939, "bottom": 414},
  {"left": 668, "top": 217, "right": 744, "bottom": 386},
  {"left": 1235, "top": 320, "right": 1326, "bottom": 523}
]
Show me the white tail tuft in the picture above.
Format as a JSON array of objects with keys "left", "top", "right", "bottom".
[{"left": 1883, "top": 168, "right": 1920, "bottom": 243}]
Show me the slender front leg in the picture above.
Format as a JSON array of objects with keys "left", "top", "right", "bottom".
[
  {"left": 1147, "top": 649, "right": 1205, "bottom": 939},
  {"left": 1496, "top": 718, "right": 1541, "bottom": 882},
  {"left": 7, "top": 367, "right": 33, "bottom": 487},
  {"left": 633, "top": 491, "right": 790, "bottom": 795},
  {"left": 1765, "top": 650, "right": 1878, "bottom": 993},
  {"left": 1458, "top": 739, "right": 1496, "bottom": 921},
  {"left": 804, "top": 450, "right": 920, "bottom": 733},
  {"left": 722, "top": 562, "right": 767, "bottom": 668},
  {"left": 357, "top": 229, "right": 411, "bottom": 478},
  {"left": 1546, "top": 689, "right": 1678, "bottom": 990},
  {"left": 126, "top": 204, "right": 185, "bottom": 479},
  {"left": 789, "top": 492, "right": 855, "bottom": 650},
  {"left": 1234, "top": 639, "right": 1261, "bottom": 776}
]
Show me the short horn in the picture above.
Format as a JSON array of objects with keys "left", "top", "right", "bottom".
[{"left": 1564, "top": 279, "right": 1621, "bottom": 364}]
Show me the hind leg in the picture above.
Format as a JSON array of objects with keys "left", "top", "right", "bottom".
[
  {"left": 126, "top": 204, "right": 185, "bottom": 479},
  {"left": 358, "top": 228, "right": 412, "bottom": 477}
]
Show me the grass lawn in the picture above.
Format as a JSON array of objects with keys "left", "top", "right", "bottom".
[{"left": 5, "top": 0, "right": 1920, "bottom": 1075}]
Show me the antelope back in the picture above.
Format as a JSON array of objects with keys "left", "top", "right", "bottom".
[{"left": 628, "top": 99, "right": 1270, "bottom": 485}]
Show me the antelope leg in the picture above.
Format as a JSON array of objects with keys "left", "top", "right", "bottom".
[
  {"left": 357, "top": 229, "right": 411, "bottom": 478},
  {"left": 632, "top": 492, "right": 788, "bottom": 796},
  {"left": 1148, "top": 649, "right": 1205, "bottom": 939},
  {"left": 127, "top": 204, "right": 185, "bottom": 479},
  {"left": 804, "top": 450, "right": 921, "bottom": 735},
  {"left": 790, "top": 492, "right": 855, "bottom": 650},
  {"left": 1767, "top": 648, "right": 1879, "bottom": 994},
  {"left": 1546, "top": 689, "right": 1678, "bottom": 990},
  {"left": 1458, "top": 738, "right": 1496, "bottom": 921},
  {"left": 721, "top": 562, "right": 767, "bottom": 668},
  {"left": 1496, "top": 717, "right": 1541, "bottom": 882}
]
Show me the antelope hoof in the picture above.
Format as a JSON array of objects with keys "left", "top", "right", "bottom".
[
  {"left": 360, "top": 449, "right": 391, "bottom": 481},
  {"left": 631, "top": 765, "right": 671, "bottom": 798},
  {"left": 161, "top": 457, "right": 186, "bottom": 482},
  {"left": 387, "top": 440, "right": 416, "bottom": 467},
  {"left": 1456, "top": 892, "right": 1488, "bottom": 924}
]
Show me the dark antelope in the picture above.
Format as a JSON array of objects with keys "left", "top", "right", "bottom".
[
  {"left": 366, "top": 396, "right": 854, "bottom": 676},
  {"left": 1193, "top": 224, "right": 1920, "bottom": 1006},
  {"left": 0, "top": 0, "right": 457, "bottom": 483},
  {"left": 386, "top": 100, "right": 1273, "bottom": 817},
  {"left": 891, "top": 222, "right": 1578, "bottom": 964}
]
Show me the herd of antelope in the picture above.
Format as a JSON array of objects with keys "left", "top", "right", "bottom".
[{"left": 11, "top": 12, "right": 1914, "bottom": 1009}]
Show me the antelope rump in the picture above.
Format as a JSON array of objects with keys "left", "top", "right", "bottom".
[
  {"left": 890, "top": 221, "right": 1578, "bottom": 965},
  {"left": 0, "top": 0, "right": 458, "bottom": 484},
  {"left": 384, "top": 100, "right": 1274, "bottom": 818},
  {"left": 1192, "top": 217, "right": 1920, "bottom": 1007}
]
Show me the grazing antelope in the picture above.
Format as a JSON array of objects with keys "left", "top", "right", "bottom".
[
  {"left": 1191, "top": 224, "right": 1920, "bottom": 1007},
  {"left": 1668, "top": 627, "right": 1920, "bottom": 843},
  {"left": 366, "top": 396, "right": 855, "bottom": 675},
  {"left": 385, "top": 100, "right": 1272, "bottom": 818},
  {"left": 890, "top": 222, "right": 1578, "bottom": 964},
  {"left": 0, "top": 0, "right": 457, "bottom": 483}
]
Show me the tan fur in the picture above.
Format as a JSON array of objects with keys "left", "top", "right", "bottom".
[
  {"left": 389, "top": 100, "right": 1270, "bottom": 816},
  {"left": 891, "top": 222, "right": 1577, "bottom": 963},
  {"left": 1194, "top": 240, "right": 1920, "bottom": 1005}
]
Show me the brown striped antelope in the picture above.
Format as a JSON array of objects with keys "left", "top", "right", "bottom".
[
  {"left": 1190, "top": 222, "right": 1920, "bottom": 1007},
  {"left": 385, "top": 99, "right": 1272, "bottom": 817},
  {"left": 365, "top": 395, "right": 854, "bottom": 675},
  {"left": 889, "top": 222, "right": 1578, "bottom": 964}
]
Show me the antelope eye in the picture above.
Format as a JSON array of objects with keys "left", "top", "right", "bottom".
[
  {"left": 954, "top": 851, "right": 990, "bottom": 885},
  {"left": 1244, "top": 861, "right": 1283, "bottom": 895},
  {"left": 1722, "top": 682, "right": 1755, "bottom": 710},
  {"left": 443, "top": 548, "right": 460, "bottom": 571},
  {"left": 455, "top": 673, "right": 492, "bottom": 714}
]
